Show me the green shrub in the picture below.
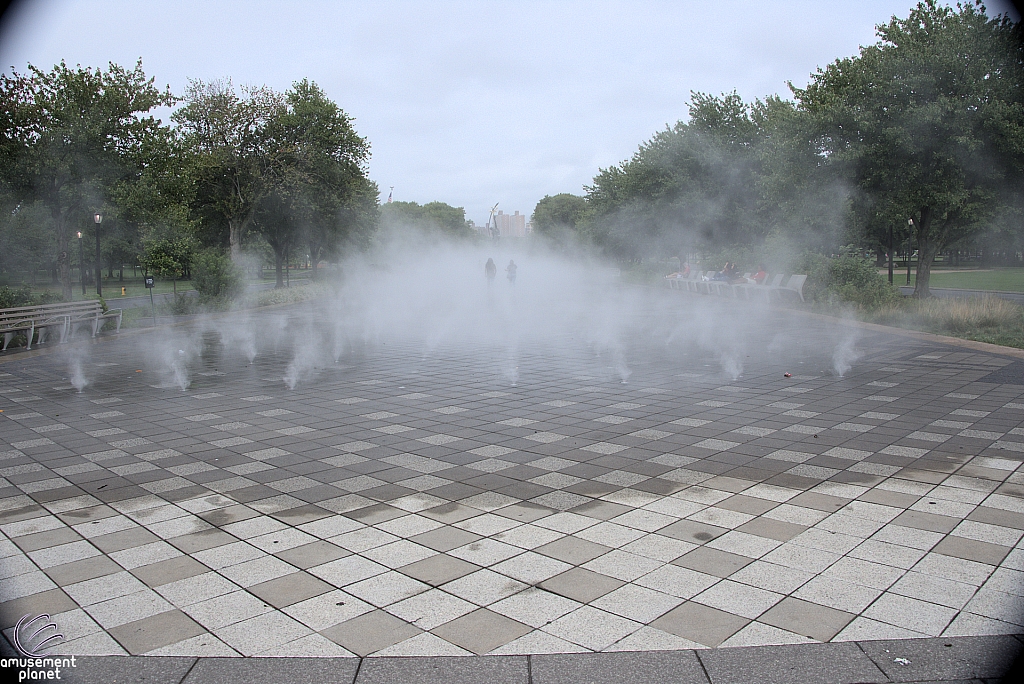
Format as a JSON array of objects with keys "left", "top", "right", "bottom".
[
  {"left": 169, "top": 293, "right": 201, "bottom": 315},
  {"left": 249, "top": 281, "right": 328, "bottom": 307},
  {"left": 34, "top": 291, "right": 63, "bottom": 304},
  {"left": 190, "top": 249, "right": 242, "bottom": 302},
  {"left": 0, "top": 285, "right": 32, "bottom": 308},
  {"left": 798, "top": 250, "right": 900, "bottom": 310}
]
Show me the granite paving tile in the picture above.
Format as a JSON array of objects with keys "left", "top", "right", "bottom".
[{"left": 2, "top": 299, "right": 1023, "bottom": 662}]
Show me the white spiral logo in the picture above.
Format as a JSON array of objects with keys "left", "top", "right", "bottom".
[{"left": 11, "top": 614, "right": 64, "bottom": 657}]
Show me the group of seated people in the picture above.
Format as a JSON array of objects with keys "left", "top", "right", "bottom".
[{"left": 665, "top": 262, "right": 768, "bottom": 285}]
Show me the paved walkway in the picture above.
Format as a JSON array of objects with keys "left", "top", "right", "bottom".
[
  {"left": 1, "top": 293, "right": 1022, "bottom": 678},
  {"left": 1, "top": 635, "right": 1020, "bottom": 683}
]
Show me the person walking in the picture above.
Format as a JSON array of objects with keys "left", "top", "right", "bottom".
[
  {"left": 506, "top": 259, "right": 517, "bottom": 285},
  {"left": 485, "top": 258, "right": 496, "bottom": 284}
]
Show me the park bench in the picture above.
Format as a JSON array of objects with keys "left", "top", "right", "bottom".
[
  {"left": 0, "top": 300, "right": 122, "bottom": 352},
  {"left": 777, "top": 274, "right": 807, "bottom": 302},
  {"left": 667, "top": 271, "right": 807, "bottom": 304},
  {"left": 745, "top": 273, "right": 805, "bottom": 302}
]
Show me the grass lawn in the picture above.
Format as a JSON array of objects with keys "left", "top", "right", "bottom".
[
  {"left": 892, "top": 267, "right": 1024, "bottom": 292},
  {"left": 867, "top": 295, "right": 1024, "bottom": 350},
  {"left": 23, "top": 270, "right": 313, "bottom": 302},
  {"left": 25, "top": 276, "right": 194, "bottom": 301}
]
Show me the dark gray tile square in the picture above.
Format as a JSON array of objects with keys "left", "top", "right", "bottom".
[
  {"left": 275, "top": 541, "right": 350, "bottom": 569},
  {"left": 539, "top": 568, "right": 623, "bottom": 603},
  {"left": 401, "top": 554, "right": 479, "bottom": 586},
  {"left": 672, "top": 547, "right": 753, "bottom": 578},
  {"left": 131, "top": 556, "right": 209, "bottom": 587},
  {"left": 58, "top": 655, "right": 196, "bottom": 684},
  {"left": 430, "top": 608, "right": 531, "bottom": 654},
  {"left": 759, "top": 597, "right": 855, "bottom": 642},
  {"left": 650, "top": 601, "right": 749, "bottom": 647},
  {"left": 320, "top": 609, "right": 420, "bottom": 656},
  {"left": 411, "top": 526, "right": 483, "bottom": 553},
  {"left": 44, "top": 555, "right": 123, "bottom": 586},
  {"left": 534, "top": 537, "right": 609, "bottom": 565},
  {"left": 932, "top": 535, "right": 1010, "bottom": 566},
  {"left": 108, "top": 609, "right": 206, "bottom": 654},
  {"left": 248, "top": 572, "right": 334, "bottom": 608}
]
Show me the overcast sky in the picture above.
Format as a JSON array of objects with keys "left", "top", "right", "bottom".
[{"left": 1, "top": 0, "right": 1019, "bottom": 225}]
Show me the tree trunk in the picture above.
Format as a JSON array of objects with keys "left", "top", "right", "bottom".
[
  {"left": 52, "top": 206, "right": 72, "bottom": 301},
  {"left": 912, "top": 207, "right": 938, "bottom": 299},
  {"left": 228, "top": 217, "right": 244, "bottom": 262},
  {"left": 274, "top": 248, "right": 284, "bottom": 288}
]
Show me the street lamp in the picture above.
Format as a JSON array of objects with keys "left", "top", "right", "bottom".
[
  {"left": 94, "top": 213, "right": 102, "bottom": 297},
  {"left": 906, "top": 218, "right": 914, "bottom": 286},
  {"left": 887, "top": 223, "right": 894, "bottom": 285},
  {"left": 77, "top": 231, "right": 84, "bottom": 296}
]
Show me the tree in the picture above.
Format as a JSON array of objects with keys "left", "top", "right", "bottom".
[
  {"left": 754, "top": 96, "right": 854, "bottom": 254},
  {"left": 251, "top": 188, "right": 302, "bottom": 287},
  {"left": 0, "top": 196, "right": 56, "bottom": 286},
  {"left": 173, "top": 79, "right": 287, "bottom": 262},
  {"left": 582, "top": 92, "right": 766, "bottom": 261},
  {"left": 532, "top": 193, "right": 588, "bottom": 233},
  {"left": 795, "top": 1, "right": 1024, "bottom": 297},
  {"left": 251, "top": 79, "right": 376, "bottom": 284},
  {"left": 277, "top": 80, "right": 376, "bottom": 272},
  {"left": 0, "top": 60, "right": 173, "bottom": 299},
  {"left": 379, "top": 200, "right": 476, "bottom": 239},
  {"left": 140, "top": 231, "right": 195, "bottom": 294}
]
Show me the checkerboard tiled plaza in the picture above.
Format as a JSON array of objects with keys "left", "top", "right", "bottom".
[{"left": 1, "top": 295, "right": 1023, "bottom": 659}]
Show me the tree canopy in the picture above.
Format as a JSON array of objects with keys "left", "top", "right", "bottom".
[
  {"left": 560, "top": 1, "right": 1023, "bottom": 289},
  {"left": 796, "top": 0, "right": 1024, "bottom": 296},
  {"left": 379, "top": 200, "right": 477, "bottom": 240},
  {"left": 0, "top": 65, "right": 383, "bottom": 296},
  {"left": 0, "top": 60, "right": 173, "bottom": 298}
]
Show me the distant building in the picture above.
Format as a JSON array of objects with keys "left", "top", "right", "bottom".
[{"left": 494, "top": 210, "right": 528, "bottom": 238}]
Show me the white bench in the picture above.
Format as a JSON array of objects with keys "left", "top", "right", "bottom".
[
  {"left": 1, "top": 300, "right": 122, "bottom": 351},
  {"left": 668, "top": 271, "right": 807, "bottom": 304}
]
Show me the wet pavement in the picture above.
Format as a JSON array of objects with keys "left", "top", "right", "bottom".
[{"left": 0, "top": 294, "right": 1022, "bottom": 678}]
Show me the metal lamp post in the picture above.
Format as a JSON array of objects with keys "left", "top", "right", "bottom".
[
  {"left": 906, "top": 218, "right": 914, "bottom": 286},
  {"left": 94, "top": 214, "right": 102, "bottom": 297},
  {"left": 888, "top": 224, "right": 894, "bottom": 285},
  {"left": 77, "top": 231, "right": 85, "bottom": 296}
]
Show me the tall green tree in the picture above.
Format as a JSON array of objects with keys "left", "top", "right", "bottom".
[
  {"left": 172, "top": 79, "right": 287, "bottom": 262},
  {"left": 796, "top": 1, "right": 1024, "bottom": 297},
  {"left": 583, "top": 92, "right": 766, "bottom": 260},
  {"left": 379, "top": 200, "right": 475, "bottom": 239},
  {"left": 0, "top": 60, "right": 173, "bottom": 299},
  {"left": 532, "top": 194, "right": 588, "bottom": 232},
  {"left": 252, "top": 188, "right": 304, "bottom": 287},
  {"left": 278, "top": 80, "right": 376, "bottom": 272},
  {"left": 251, "top": 79, "right": 376, "bottom": 284}
]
